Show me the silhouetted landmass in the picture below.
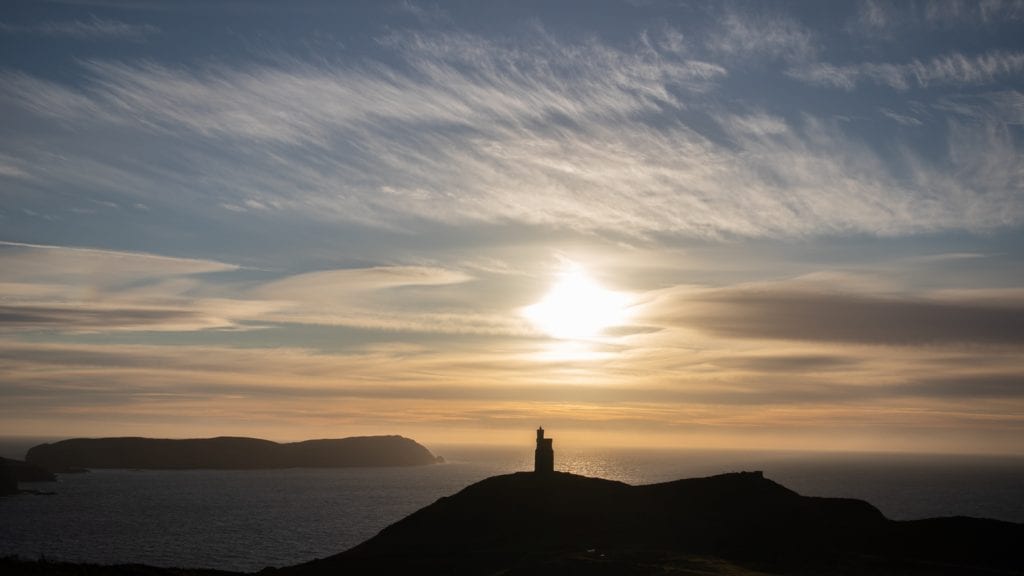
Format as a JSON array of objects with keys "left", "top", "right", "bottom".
[
  {"left": 284, "top": 471, "right": 1024, "bottom": 575},
  {"left": 0, "top": 457, "right": 56, "bottom": 494},
  {"left": 0, "top": 465, "right": 16, "bottom": 495},
  {"left": 4, "top": 471, "right": 1022, "bottom": 575},
  {"left": 0, "top": 457, "right": 57, "bottom": 482},
  {"left": 24, "top": 436, "right": 439, "bottom": 471}
]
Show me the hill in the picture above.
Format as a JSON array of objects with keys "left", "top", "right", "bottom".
[
  {"left": 24, "top": 436, "right": 439, "bottom": 471},
  {"left": 283, "top": 471, "right": 1024, "bottom": 575}
]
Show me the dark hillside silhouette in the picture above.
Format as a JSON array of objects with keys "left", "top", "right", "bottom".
[{"left": 285, "top": 470, "right": 1023, "bottom": 575}]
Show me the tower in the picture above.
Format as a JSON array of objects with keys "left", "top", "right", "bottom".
[{"left": 534, "top": 427, "right": 554, "bottom": 473}]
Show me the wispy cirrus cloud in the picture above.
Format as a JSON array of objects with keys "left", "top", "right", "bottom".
[
  {"left": 853, "top": 0, "right": 893, "bottom": 31},
  {"left": 850, "top": 0, "right": 1024, "bottom": 34},
  {"left": 0, "top": 154, "right": 31, "bottom": 179},
  {"left": 935, "top": 90, "right": 1024, "bottom": 122},
  {"left": 788, "top": 50, "right": 1024, "bottom": 90},
  {"left": 0, "top": 240, "right": 236, "bottom": 280},
  {"left": 879, "top": 108, "right": 924, "bottom": 126},
  {"left": 6, "top": 29, "right": 721, "bottom": 147},
  {"left": 249, "top": 266, "right": 532, "bottom": 335},
  {"left": 706, "top": 10, "right": 817, "bottom": 62},
  {"left": 0, "top": 29, "right": 1020, "bottom": 242},
  {"left": 0, "top": 16, "right": 159, "bottom": 40},
  {"left": 924, "top": 0, "right": 1024, "bottom": 24}
]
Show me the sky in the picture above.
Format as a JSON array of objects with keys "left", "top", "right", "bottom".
[{"left": 1, "top": 0, "right": 1022, "bottom": 454}]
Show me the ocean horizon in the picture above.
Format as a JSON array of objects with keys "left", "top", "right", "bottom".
[{"left": 2, "top": 442, "right": 1022, "bottom": 572}]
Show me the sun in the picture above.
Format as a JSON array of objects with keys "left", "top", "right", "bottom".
[{"left": 523, "top": 264, "right": 631, "bottom": 340}]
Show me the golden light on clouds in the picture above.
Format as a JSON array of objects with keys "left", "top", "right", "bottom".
[
  {"left": 522, "top": 263, "right": 632, "bottom": 340},
  {"left": 2, "top": 0, "right": 1024, "bottom": 458}
]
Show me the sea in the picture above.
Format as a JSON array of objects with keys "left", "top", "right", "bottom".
[{"left": 2, "top": 441, "right": 1022, "bottom": 572}]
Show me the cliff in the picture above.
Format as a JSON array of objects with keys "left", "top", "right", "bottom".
[
  {"left": 285, "top": 471, "right": 1023, "bottom": 575},
  {"left": 24, "top": 436, "right": 439, "bottom": 471}
]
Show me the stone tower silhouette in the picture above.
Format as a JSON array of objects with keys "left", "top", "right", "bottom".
[{"left": 534, "top": 427, "right": 554, "bottom": 473}]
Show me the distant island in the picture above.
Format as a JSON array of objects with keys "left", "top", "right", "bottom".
[{"left": 24, "top": 436, "right": 440, "bottom": 471}]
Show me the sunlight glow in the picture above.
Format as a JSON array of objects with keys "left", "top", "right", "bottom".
[{"left": 523, "top": 264, "right": 631, "bottom": 340}]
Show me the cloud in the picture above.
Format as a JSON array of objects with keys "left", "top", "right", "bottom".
[
  {"left": 706, "top": 11, "right": 817, "bottom": 62},
  {"left": 0, "top": 240, "right": 236, "bottom": 280},
  {"left": 0, "top": 72, "right": 104, "bottom": 122},
  {"left": 849, "top": 0, "right": 1024, "bottom": 34},
  {"left": 2, "top": 335, "right": 1021, "bottom": 451},
  {"left": 788, "top": 51, "right": 1024, "bottom": 90},
  {"left": 0, "top": 242, "right": 1020, "bottom": 448},
  {"left": 667, "top": 287, "right": 1024, "bottom": 345},
  {"left": 0, "top": 304, "right": 233, "bottom": 332},
  {"left": 926, "top": 0, "right": 1024, "bottom": 24},
  {"left": 1, "top": 29, "right": 1021, "bottom": 240},
  {"left": 249, "top": 266, "right": 529, "bottom": 335},
  {"left": 0, "top": 157, "right": 31, "bottom": 179},
  {"left": 256, "top": 266, "right": 472, "bottom": 295},
  {"left": 898, "top": 374, "right": 1023, "bottom": 399},
  {"left": 0, "top": 242, "right": 529, "bottom": 336},
  {"left": 935, "top": 91, "right": 1024, "bottom": 123},
  {"left": 0, "top": 242, "right": 264, "bottom": 333},
  {"left": 22, "top": 29, "right": 722, "bottom": 147},
  {"left": 0, "top": 16, "right": 159, "bottom": 40},
  {"left": 854, "top": 0, "right": 893, "bottom": 30},
  {"left": 1, "top": 5, "right": 1022, "bottom": 454},
  {"left": 908, "top": 252, "right": 990, "bottom": 263},
  {"left": 880, "top": 108, "right": 924, "bottom": 126},
  {"left": 720, "top": 354, "right": 862, "bottom": 372}
]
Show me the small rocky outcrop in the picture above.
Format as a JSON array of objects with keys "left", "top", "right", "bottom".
[
  {"left": 0, "top": 457, "right": 57, "bottom": 492},
  {"left": 1, "top": 464, "right": 17, "bottom": 495}
]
